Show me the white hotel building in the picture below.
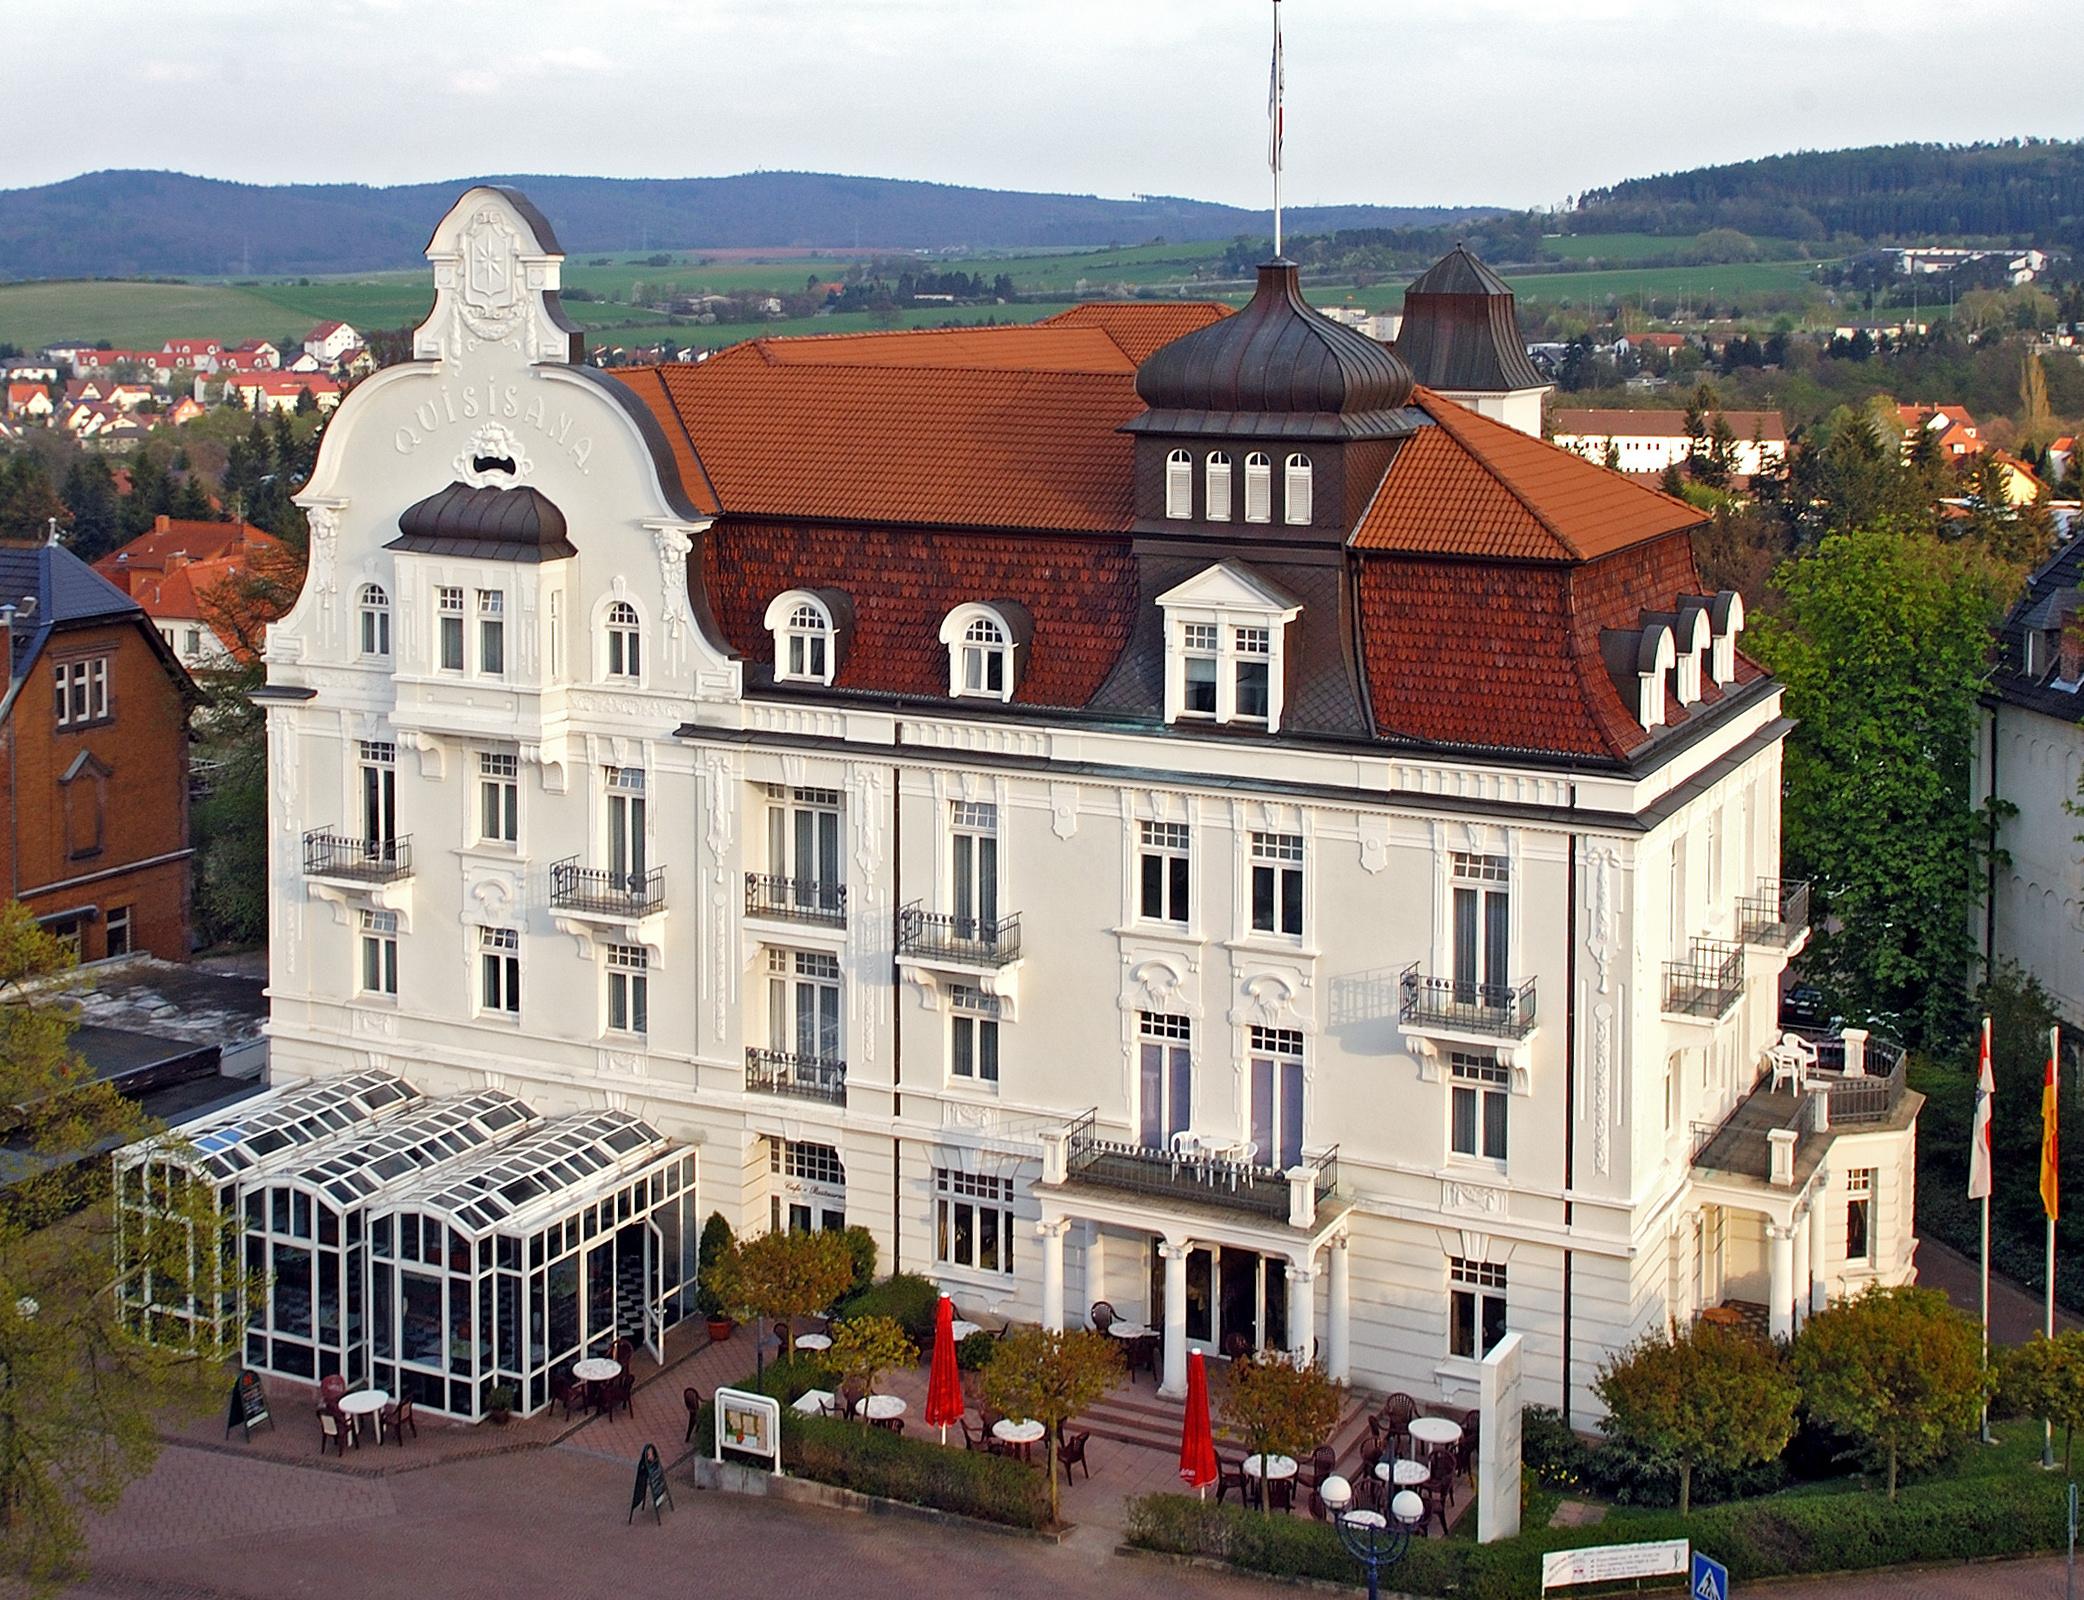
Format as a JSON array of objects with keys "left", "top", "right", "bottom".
[{"left": 204, "top": 188, "right": 1917, "bottom": 1423}]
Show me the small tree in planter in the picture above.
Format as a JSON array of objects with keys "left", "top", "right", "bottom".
[
  {"left": 2002, "top": 1330, "right": 2084, "bottom": 1471},
  {"left": 1791, "top": 1284, "right": 1986, "bottom": 1500},
  {"left": 1594, "top": 1320, "right": 1798, "bottom": 1515},
  {"left": 709, "top": 1228, "right": 857, "bottom": 1377},
  {"left": 486, "top": 1385, "right": 517, "bottom": 1427},
  {"left": 981, "top": 1327, "right": 1122, "bottom": 1526},
  {"left": 1221, "top": 1352, "right": 1343, "bottom": 1513},
  {"left": 827, "top": 1315, "right": 917, "bottom": 1401},
  {"left": 696, "top": 1212, "right": 736, "bottom": 1339}
]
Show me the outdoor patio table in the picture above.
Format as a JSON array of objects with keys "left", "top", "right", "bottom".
[
  {"left": 992, "top": 1418, "right": 1045, "bottom": 1460},
  {"left": 1106, "top": 1321, "right": 1155, "bottom": 1340},
  {"left": 572, "top": 1357, "right": 621, "bottom": 1383},
  {"left": 794, "top": 1389, "right": 836, "bottom": 1416},
  {"left": 1243, "top": 1453, "right": 1298, "bottom": 1481},
  {"left": 949, "top": 1320, "right": 982, "bottom": 1341},
  {"left": 860, "top": 1394, "right": 907, "bottom": 1421},
  {"left": 1407, "top": 1416, "right": 1462, "bottom": 1451},
  {"left": 794, "top": 1332, "right": 833, "bottom": 1351},
  {"left": 1378, "top": 1458, "right": 1430, "bottom": 1487},
  {"left": 337, "top": 1388, "right": 387, "bottom": 1447}
]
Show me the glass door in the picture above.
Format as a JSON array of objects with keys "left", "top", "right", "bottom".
[
  {"left": 1218, "top": 1247, "right": 1261, "bottom": 1358},
  {"left": 644, "top": 1220, "right": 666, "bottom": 1364}
]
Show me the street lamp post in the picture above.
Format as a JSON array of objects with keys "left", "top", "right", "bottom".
[{"left": 1319, "top": 1474, "right": 1425, "bottom": 1600}]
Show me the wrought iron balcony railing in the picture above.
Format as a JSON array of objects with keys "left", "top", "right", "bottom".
[
  {"left": 302, "top": 831, "right": 411, "bottom": 883},
  {"left": 744, "top": 1047, "right": 846, "bottom": 1106},
  {"left": 1663, "top": 938, "right": 1745, "bottom": 1019},
  {"left": 744, "top": 873, "right": 846, "bottom": 927},
  {"left": 1397, "top": 964, "right": 1538, "bottom": 1039},
  {"left": 549, "top": 858, "right": 666, "bottom": 918},
  {"left": 896, "top": 903, "right": 1023, "bottom": 968},
  {"left": 1060, "top": 1109, "right": 1337, "bottom": 1222},
  {"left": 1737, "top": 877, "right": 1811, "bottom": 949}
]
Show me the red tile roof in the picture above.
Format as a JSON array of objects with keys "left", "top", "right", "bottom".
[
  {"left": 1036, "top": 302, "right": 1232, "bottom": 365},
  {"left": 95, "top": 518, "right": 283, "bottom": 586},
  {"left": 1353, "top": 390, "right": 1704, "bottom": 561}
]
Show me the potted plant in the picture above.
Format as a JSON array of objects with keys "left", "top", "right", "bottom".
[
  {"left": 697, "top": 1211, "right": 737, "bottom": 1342},
  {"left": 487, "top": 1384, "right": 517, "bottom": 1426}
]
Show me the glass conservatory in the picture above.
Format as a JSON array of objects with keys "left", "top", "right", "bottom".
[
  {"left": 367, "top": 1110, "right": 698, "bottom": 1419},
  {"left": 237, "top": 1090, "right": 537, "bottom": 1384},
  {"left": 114, "top": 1070, "right": 424, "bottom": 1348}
]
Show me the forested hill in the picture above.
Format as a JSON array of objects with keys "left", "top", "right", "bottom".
[
  {"left": 1571, "top": 139, "right": 2084, "bottom": 243},
  {"left": 0, "top": 169, "right": 1487, "bottom": 279}
]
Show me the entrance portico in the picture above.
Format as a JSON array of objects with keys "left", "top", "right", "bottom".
[{"left": 1037, "top": 1117, "right": 1351, "bottom": 1396}]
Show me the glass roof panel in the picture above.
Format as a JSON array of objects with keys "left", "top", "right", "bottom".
[
  {"left": 113, "top": 1070, "right": 425, "bottom": 1184},
  {"left": 256, "top": 1091, "right": 539, "bottom": 1207},
  {"left": 372, "top": 1110, "right": 677, "bottom": 1240}
]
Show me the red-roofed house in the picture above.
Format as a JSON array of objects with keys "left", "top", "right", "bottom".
[
  {"left": 94, "top": 516, "right": 290, "bottom": 667},
  {"left": 1899, "top": 403, "right": 1983, "bottom": 459},
  {"left": 300, "top": 321, "right": 360, "bottom": 364},
  {"left": 161, "top": 338, "right": 221, "bottom": 365},
  {"left": 222, "top": 373, "right": 341, "bottom": 414},
  {"left": 5, "top": 383, "right": 51, "bottom": 420}
]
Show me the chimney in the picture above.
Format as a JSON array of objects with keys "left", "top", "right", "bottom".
[{"left": 155, "top": 514, "right": 171, "bottom": 534}]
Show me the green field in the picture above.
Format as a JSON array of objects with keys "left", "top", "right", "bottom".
[
  {"left": 1501, "top": 258, "right": 1828, "bottom": 306},
  {"left": 1537, "top": 231, "right": 1806, "bottom": 263}
]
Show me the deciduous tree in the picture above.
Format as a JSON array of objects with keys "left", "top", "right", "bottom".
[
  {"left": 1594, "top": 1321, "right": 1797, "bottom": 1514},
  {"left": 707, "top": 1228, "right": 855, "bottom": 1375},
  {"left": 2001, "top": 1331, "right": 2084, "bottom": 1471},
  {"left": 1221, "top": 1353, "right": 1344, "bottom": 1513},
  {"left": 825, "top": 1314, "right": 916, "bottom": 1400},
  {"left": 981, "top": 1328, "right": 1121, "bottom": 1525}
]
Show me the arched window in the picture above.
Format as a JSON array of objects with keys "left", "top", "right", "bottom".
[
  {"left": 765, "top": 590, "right": 839, "bottom": 684},
  {"left": 605, "top": 599, "right": 641, "bottom": 679},
  {"left": 1284, "top": 453, "right": 1312, "bottom": 525},
  {"left": 1204, "top": 452, "right": 1232, "bottom": 522},
  {"left": 358, "top": 583, "right": 390, "bottom": 657},
  {"left": 1164, "top": 449, "right": 1193, "bottom": 519},
  {"left": 1243, "top": 452, "right": 1272, "bottom": 523},
  {"left": 939, "top": 604, "right": 1020, "bottom": 702}
]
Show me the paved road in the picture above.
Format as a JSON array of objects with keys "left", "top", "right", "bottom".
[{"left": 1917, "top": 1235, "right": 2080, "bottom": 1345}]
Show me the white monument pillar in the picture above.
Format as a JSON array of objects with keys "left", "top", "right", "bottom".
[
  {"left": 1284, "top": 1259, "right": 1314, "bottom": 1363},
  {"left": 1476, "top": 1330, "right": 1525, "bottom": 1543},
  {"left": 1808, "top": 1172, "right": 1831, "bottom": 1313},
  {"left": 1790, "top": 1208, "right": 1811, "bottom": 1332},
  {"left": 1159, "top": 1240, "right": 1191, "bottom": 1398},
  {"left": 1326, "top": 1235, "right": 1351, "bottom": 1383},
  {"left": 1767, "top": 1223, "right": 1796, "bottom": 1341},
  {"left": 1039, "top": 1220, "right": 1066, "bottom": 1333}
]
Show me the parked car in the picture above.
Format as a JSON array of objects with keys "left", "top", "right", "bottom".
[{"left": 1779, "top": 984, "right": 1827, "bottom": 1032}]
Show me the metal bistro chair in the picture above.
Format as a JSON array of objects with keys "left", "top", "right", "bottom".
[
  {"left": 1088, "top": 1300, "right": 1116, "bottom": 1334},
  {"left": 684, "top": 1386, "right": 705, "bottom": 1442}
]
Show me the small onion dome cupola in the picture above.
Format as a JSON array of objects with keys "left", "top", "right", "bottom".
[
  {"left": 388, "top": 482, "right": 577, "bottom": 563},
  {"left": 1129, "top": 259, "right": 1421, "bottom": 440},
  {"left": 1392, "top": 244, "right": 1549, "bottom": 395}
]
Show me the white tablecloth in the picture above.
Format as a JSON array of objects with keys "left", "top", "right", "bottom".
[
  {"left": 860, "top": 1394, "right": 907, "bottom": 1421},
  {"left": 1242, "top": 1453, "right": 1297, "bottom": 1480}
]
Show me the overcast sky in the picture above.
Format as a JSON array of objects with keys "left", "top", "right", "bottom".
[{"left": 5, "top": 0, "right": 2076, "bottom": 208}]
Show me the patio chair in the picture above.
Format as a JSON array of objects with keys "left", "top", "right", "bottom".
[
  {"left": 1428, "top": 1446, "right": 1459, "bottom": 1508},
  {"left": 604, "top": 1372, "right": 635, "bottom": 1419},
  {"left": 379, "top": 1397, "right": 416, "bottom": 1445},
  {"left": 1419, "top": 1449, "right": 1456, "bottom": 1535},
  {"left": 1370, "top": 1392, "right": 1418, "bottom": 1459},
  {"left": 1057, "top": 1430, "right": 1092, "bottom": 1483},
  {"left": 317, "top": 1407, "right": 346, "bottom": 1457},
  {"left": 1215, "top": 1452, "right": 1249, "bottom": 1505},
  {"left": 1303, "top": 1444, "right": 1337, "bottom": 1492},
  {"left": 959, "top": 1417, "right": 992, "bottom": 1454},
  {"left": 609, "top": 1336, "right": 635, "bottom": 1368},
  {"left": 1088, "top": 1300, "right": 1116, "bottom": 1333},
  {"left": 319, "top": 1373, "right": 348, "bottom": 1407},
  {"left": 683, "top": 1387, "right": 704, "bottom": 1442},
  {"left": 1264, "top": 1474, "right": 1294, "bottom": 1513},
  {"left": 838, "top": 1384, "right": 864, "bottom": 1422}
]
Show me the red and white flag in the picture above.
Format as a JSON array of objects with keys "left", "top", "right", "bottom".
[{"left": 1969, "top": 1014, "right": 1995, "bottom": 1201}]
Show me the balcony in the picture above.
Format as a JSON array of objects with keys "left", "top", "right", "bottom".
[
  {"left": 1398, "top": 964, "right": 1537, "bottom": 1041},
  {"left": 896, "top": 904, "right": 1023, "bottom": 970},
  {"left": 550, "top": 858, "right": 665, "bottom": 919},
  {"left": 1058, "top": 1110, "right": 1339, "bottom": 1225},
  {"left": 302, "top": 831, "right": 411, "bottom": 884},
  {"left": 744, "top": 1047, "right": 846, "bottom": 1106},
  {"left": 1738, "top": 878, "right": 1811, "bottom": 950},
  {"left": 1663, "top": 938, "right": 1745, "bottom": 1020},
  {"left": 744, "top": 873, "right": 846, "bottom": 928},
  {"left": 1693, "top": 1032, "right": 1913, "bottom": 1186}
]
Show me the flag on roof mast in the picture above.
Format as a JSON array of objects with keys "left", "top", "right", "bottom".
[{"left": 1268, "top": 0, "right": 1285, "bottom": 256}]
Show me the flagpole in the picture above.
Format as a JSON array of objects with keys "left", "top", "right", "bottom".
[
  {"left": 1269, "top": 0, "right": 1284, "bottom": 258},
  {"left": 1980, "top": 1014, "right": 1995, "bottom": 1445},
  {"left": 2048, "top": 1023, "right": 2061, "bottom": 1470}
]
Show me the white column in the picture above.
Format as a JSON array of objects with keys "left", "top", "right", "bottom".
[
  {"left": 1790, "top": 1210, "right": 1811, "bottom": 1332},
  {"left": 1086, "top": 1224, "right": 1107, "bottom": 1326},
  {"left": 1767, "top": 1223, "right": 1796, "bottom": 1342},
  {"left": 1326, "top": 1235, "right": 1351, "bottom": 1383},
  {"left": 1809, "top": 1173, "right": 1831, "bottom": 1313},
  {"left": 1039, "top": 1220, "right": 1066, "bottom": 1333},
  {"left": 1285, "top": 1259, "right": 1315, "bottom": 1363},
  {"left": 1159, "top": 1240, "right": 1191, "bottom": 1398}
]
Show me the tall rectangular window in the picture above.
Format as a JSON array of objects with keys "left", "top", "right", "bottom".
[
  {"left": 1181, "top": 624, "right": 1218, "bottom": 717},
  {"left": 607, "top": 944, "right": 648, "bottom": 1035},
  {"left": 607, "top": 767, "right": 647, "bottom": 881},
  {"left": 1452, "top": 852, "right": 1509, "bottom": 1000},
  {"left": 479, "top": 926, "right": 520, "bottom": 1016},
  {"left": 359, "top": 740, "right": 397, "bottom": 854},
  {"left": 934, "top": 1170, "right": 1014, "bottom": 1276},
  {"left": 478, "top": 751, "right": 518, "bottom": 845},
  {"left": 1138, "top": 1011, "right": 1192, "bottom": 1150},
  {"left": 1449, "top": 1051, "right": 1508, "bottom": 1162},
  {"left": 1248, "top": 1026, "right": 1305, "bottom": 1170},
  {"left": 768, "top": 949, "right": 841, "bottom": 1060},
  {"left": 477, "top": 590, "right": 505, "bottom": 676},
  {"left": 359, "top": 909, "right": 399, "bottom": 998},
  {"left": 1139, "top": 821, "right": 1190, "bottom": 924},
  {"left": 1846, "top": 1168, "right": 1875, "bottom": 1263},
  {"left": 52, "top": 658, "right": 110, "bottom": 727},
  {"left": 105, "top": 903, "right": 132, "bottom": 958},
  {"left": 1232, "top": 627, "right": 1271, "bottom": 722},
  {"left": 1250, "top": 831, "right": 1303, "bottom": 937},
  {"left": 437, "top": 587, "right": 465, "bottom": 671},
  {"left": 951, "top": 801, "right": 998, "bottom": 938},
  {"left": 1449, "top": 1257, "right": 1508, "bottom": 1358},
  {"left": 949, "top": 986, "right": 1001, "bottom": 1084},
  {"left": 768, "top": 785, "right": 841, "bottom": 909}
]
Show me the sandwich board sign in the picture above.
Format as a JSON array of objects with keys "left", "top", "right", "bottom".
[
  {"left": 1690, "top": 1551, "right": 1729, "bottom": 1600},
  {"left": 628, "top": 1442, "right": 673, "bottom": 1526},
  {"left": 1540, "top": 1540, "right": 1690, "bottom": 1591},
  {"left": 224, "top": 1370, "right": 272, "bottom": 1441}
]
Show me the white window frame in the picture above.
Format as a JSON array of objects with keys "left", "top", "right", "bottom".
[
  {"left": 1243, "top": 451, "right": 1272, "bottom": 522},
  {"left": 478, "top": 925, "right": 520, "bottom": 1017},
  {"left": 766, "top": 784, "right": 842, "bottom": 905},
  {"left": 1449, "top": 1050, "right": 1508, "bottom": 1164},
  {"left": 358, "top": 909, "right": 399, "bottom": 999},
  {"left": 939, "top": 604, "right": 1017, "bottom": 703},
  {"left": 358, "top": 584, "right": 390, "bottom": 658},
  {"left": 477, "top": 750, "right": 518, "bottom": 847},
  {"left": 1283, "top": 452, "right": 1312, "bottom": 525},
  {"left": 606, "top": 766, "right": 648, "bottom": 883},
  {"left": 1249, "top": 831, "right": 1304, "bottom": 939},
  {"left": 1846, "top": 1167, "right": 1876, "bottom": 1264},
  {"left": 1451, "top": 851, "right": 1511, "bottom": 1000},
  {"left": 950, "top": 800, "right": 999, "bottom": 935},
  {"left": 52, "top": 657, "right": 110, "bottom": 727},
  {"left": 1137, "top": 1010, "right": 1194, "bottom": 1150},
  {"left": 1204, "top": 452, "right": 1232, "bottom": 521},
  {"left": 1138, "top": 820, "right": 1191, "bottom": 925},
  {"left": 934, "top": 1169, "right": 1015, "bottom": 1277},
  {"left": 1164, "top": 614, "right": 1290, "bottom": 730},
  {"left": 604, "top": 599, "right": 642, "bottom": 681},
  {"left": 949, "top": 985, "right": 1001, "bottom": 1086},
  {"left": 765, "top": 590, "right": 836, "bottom": 686},
  {"left": 436, "top": 586, "right": 465, "bottom": 673},
  {"left": 1247, "top": 1025, "right": 1305, "bottom": 1170},
  {"left": 1448, "top": 1256, "right": 1507, "bottom": 1359},
  {"left": 767, "top": 948, "right": 842, "bottom": 1061},
  {"left": 606, "top": 943, "right": 649, "bottom": 1036},
  {"left": 476, "top": 589, "right": 505, "bottom": 677},
  {"left": 1164, "top": 448, "right": 1193, "bottom": 518}
]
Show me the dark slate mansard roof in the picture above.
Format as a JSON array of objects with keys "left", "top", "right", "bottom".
[{"left": 1991, "top": 537, "right": 2084, "bottom": 721}]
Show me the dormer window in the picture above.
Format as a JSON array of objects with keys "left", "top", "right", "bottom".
[
  {"left": 1673, "top": 608, "right": 1710, "bottom": 706},
  {"left": 1205, "top": 453, "right": 1232, "bottom": 521},
  {"left": 940, "top": 603, "right": 1023, "bottom": 703},
  {"left": 766, "top": 590, "right": 837, "bottom": 685},
  {"left": 1165, "top": 449, "right": 1192, "bottom": 519},
  {"left": 358, "top": 583, "right": 390, "bottom": 657},
  {"left": 605, "top": 599, "right": 641, "bottom": 680},
  {"left": 1708, "top": 590, "right": 1744, "bottom": 686},
  {"left": 1636, "top": 625, "right": 1676, "bottom": 729},
  {"left": 1244, "top": 453, "right": 1272, "bottom": 523},
  {"left": 1284, "top": 454, "right": 1312, "bottom": 525},
  {"left": 1158, "top": 561, "right": 1302, "bottom": 732}
]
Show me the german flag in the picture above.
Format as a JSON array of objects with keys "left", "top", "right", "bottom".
[{"left": 2042, "top": 1031, "right": 2060, "bottom": 1223}]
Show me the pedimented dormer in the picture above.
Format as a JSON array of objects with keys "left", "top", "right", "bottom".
[{"left": 1156, "top": 561, "right": 1302, "bottom": 732}]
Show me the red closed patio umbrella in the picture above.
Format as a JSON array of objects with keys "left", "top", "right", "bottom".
[
  {"left": 1179, "top": 1350, "right": 1217, "bottom": 1496},
  {"left": 925, "top": 1293, "right": 964, "bottom": 1443}
]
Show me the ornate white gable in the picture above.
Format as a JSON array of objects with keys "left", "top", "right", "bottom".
[{"left": 413, "top": 187, "right": 581, "bottom": 367}]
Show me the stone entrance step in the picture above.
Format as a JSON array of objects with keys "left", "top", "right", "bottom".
[{"left": 1075, "top": 1375, "right": 1381, "bottom": 1471}]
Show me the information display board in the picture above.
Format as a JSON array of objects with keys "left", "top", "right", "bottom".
[
  {"left": 1541, "top": 1540, "right": 1690, "bottom": 1591},
  {"left": 713, "top": 1386, "right": 782, "bottom": 1474}
]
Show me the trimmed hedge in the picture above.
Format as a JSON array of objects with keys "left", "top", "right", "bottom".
[
  {"left": 836, "top": 1271, "right": 942, "bottom": 1344},
  {"left": 1126, "top": 1470, "right": 2072, "bottom": 1600}
]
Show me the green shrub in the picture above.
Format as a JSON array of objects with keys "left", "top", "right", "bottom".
[
  {"left": 956, "top": 1330, "right": 998, "bottom": 1371},
  {"left": 739, "top": 1353, "right": 836, "bottom": 1405},
  {"left": 783, "top": 1412, "right": 1049, "bottom": 1529},
  {"left": 835, "top": 1226, "right": 879, "bottom": 1298},
  {"left": 838, "top": 1271, "right": 941, "bottom": 1343},
  {"left": 695, "top": 1212, "right": 734, "bottom": 1319}
]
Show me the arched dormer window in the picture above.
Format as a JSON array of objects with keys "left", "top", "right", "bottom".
[
  {"left": 358, "top": 583, "right": 390, "bottom": 657},
  {"left": 1243, "top": 453, "right": 1272, "bottom": 523},
  {"left": 1205, "top": 452, "right": 1232, "bottom": 522},
  {"left": 764, "top": 590, "right": 837, "bottom": 686},
  {"left": 1284, "top": 453, "right": 1312, "bottom": 525},
  {"left": 1164, "top": 449, "right": 1193, "bottom": 519},
  {"left": 939, "top": 603, "right": 1023, "bottom": 703},
  {"left": 1673, "top": 608, "right": 1710, "bottom": 706},
  {"left": 605, "top": 599, "right": 642, "bottom": 680}
]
